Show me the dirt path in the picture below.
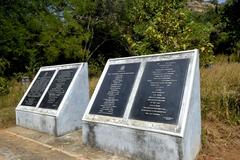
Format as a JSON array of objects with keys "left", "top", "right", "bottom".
[
  {"left": 0, "top": 131, "right": 77, "bottom": 160},
  {"left": 0, "top": 127, "right": 129, "bottom": 160},
  {"left": 198, "top": 121, "right": 240, "bottom": 160}
]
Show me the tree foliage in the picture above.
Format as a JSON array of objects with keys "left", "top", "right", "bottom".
[
  {"left": 0, "top": 0, "right": 96, "bottom": 75},
  {"left": 210, "top": 0, "right": 240, "bottom": 55},
  {"left": 1, "top": 0, "right": 226, "bottom": 77},
  {"left": 122, "top": 0, "right": 214, "bottom": 66},
  {"left": 0, "top": 0, "right": 131, "bottom": 76}
]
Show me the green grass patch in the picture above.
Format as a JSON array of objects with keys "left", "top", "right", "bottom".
[{"left": 0, "top": 80, "right": 26, "bottom": 128}]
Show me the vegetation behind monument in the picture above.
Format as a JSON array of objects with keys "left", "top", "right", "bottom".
[
  {"left": 0, "top": 0, "right": 239, "bottom": 125},
  {"left": 0, "top": 0, "right": 214, "bottom": 75}
]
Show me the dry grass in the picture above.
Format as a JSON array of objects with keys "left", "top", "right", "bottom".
[
  {"left": 89, "top": 76, "right": 99, "bottom": 96},
  {"left": 0, "top": 63, "right": 239, "bottom": 128},
  {"left": 0, "top": 80, "right": 26, "bottom": 128},
  {"left": 201, "top": 62, "right": 240, "bottom": 125}
]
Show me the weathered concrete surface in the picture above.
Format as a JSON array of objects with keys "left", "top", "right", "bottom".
[
  {"left": 83, "top": 50, "right": 201, "bottom": 160},
  {"left": 0, "top": 127, "right": 129, "bottom": 160},
  {"left": 83, "top": 123, "right": 181, "bottom": 160},
  {"left": 16, "top": 63, "right": 89, "bottom": 136}
]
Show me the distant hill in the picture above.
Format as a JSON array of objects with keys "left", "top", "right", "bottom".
[{"left": 187, "top": 1, "right": 215, "bottom": 12}]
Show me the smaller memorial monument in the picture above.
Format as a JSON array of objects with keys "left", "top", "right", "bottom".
[
  {"left": 82, "top": 50, "right": 201, "bottom": 160},
  {"left": 16, "top": 63, "right": 89, "bottom": 136}
]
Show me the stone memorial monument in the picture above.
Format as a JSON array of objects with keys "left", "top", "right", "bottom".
[
  {"left": 82, "top": 49, "right": 201, "bottom": 160},
  {"left": 16, "top": 63, "right": 89, "bottom": 136}
]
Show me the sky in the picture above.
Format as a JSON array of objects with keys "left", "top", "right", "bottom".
[
  {"left": 205, "top": 0, "right": 226, "bottom": 3},
  {"left": 218, "top": 0, "right": 226, "bottom": 3}
]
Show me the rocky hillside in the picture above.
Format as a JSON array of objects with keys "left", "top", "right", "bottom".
[{"left": 187, "top": 1, "right": 215, "bottom": 12}]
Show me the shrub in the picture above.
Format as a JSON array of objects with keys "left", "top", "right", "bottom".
[{"left": 0, "top": 77, "right": 9, "bottom": 96}]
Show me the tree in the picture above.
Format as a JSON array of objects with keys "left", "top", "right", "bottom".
[
  {"left": 210, "top": 0, "right": 240, "bottom": 55},
  {"left": 0, "top": 0, "right": 131, "bottom": 76},
  {"left": 0, "top": 0, "right": 217, "bottom": 77},
  {"left": 122, "top": 0, "right": 214, "bottom": 66},
  {"left": 0, "top": 0, "right": 97, "bottom": 75}
]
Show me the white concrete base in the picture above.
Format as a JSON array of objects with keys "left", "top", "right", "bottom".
[
  {"left": 16, "top": 110, "right": 57, "bottom": 135},
  {"left": 82, "top": 50, "right": 201, "bottom": 160},
  {"left": 83, "top": 123, "right": 181, "bottom": 160},
  {"left": 83, "top": 102, "right": 201, "bottom": 160},
  {"left": 16, "top": 63, "right": 89, "bottom": 136}
]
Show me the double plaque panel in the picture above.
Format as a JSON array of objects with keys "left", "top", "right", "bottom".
[
  {"left": 89, "top": 58, "right": 189, "bottom": 125},
  {"left": 21, "top": 68, "right": 77, "bottom": 110}
]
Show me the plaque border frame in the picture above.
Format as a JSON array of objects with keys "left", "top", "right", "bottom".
[
  {"left": 16, "top": 62, "right": 89, "bottom": 136},
  {"left": 83, "top": 49, "right": 199, "bottom": 137},
  {"left": 16, "top": 63, "right": 83, "bottom": 116}
]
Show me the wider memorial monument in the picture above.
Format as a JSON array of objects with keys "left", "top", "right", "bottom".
[
  {"left": 16, "top": 63, "right": 89, "bottom": 136},
  {"left": 82, "top": 50, "right": 201, "bottom": 160}
]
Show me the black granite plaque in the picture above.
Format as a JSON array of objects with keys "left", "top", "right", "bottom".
[
  {"left": 130, "top": 59, "right": 189, "bottom": 124},
  {"left": 89, "top": 63, "right": 140, "bottom": 117},
  {"left": 39, "top": 68, "right": 77, "bottom": 110},
  {"left": 21, "top": 71, "right": 55, "bottom": 107}
]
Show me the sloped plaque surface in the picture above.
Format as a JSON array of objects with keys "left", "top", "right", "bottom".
[
  {"left": 39, "top": 68, "right": 77, "bottom": 110},
  {"left": 89, "top": 63, "right": 140, "bottom": 117},
  {"left": 130, "top": 59, "right": 189, "bottom": 124},
  {"left": 21, "top": 71, "right": 55, "bottom": 107}
]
